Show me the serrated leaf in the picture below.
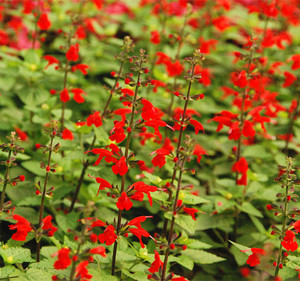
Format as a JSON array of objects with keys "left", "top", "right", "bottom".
[
  {"left": 229, "top": 240, "right": 251, "bottom": 256},
  {"left": 56, "top": 212, "right": 80, "bottom": 233},
  {"left": 24, "top": 268, "right": 54, "bottom": 281},
  {"left": 121, "top": 269, "right": 148, "bottom": 281},
  {"left": 182, "top": 249, "right": 225, "bottom": 264},
  {"left": 40, "top": 246, "right": 58, "bottom": 258},
  {"left": 143, "top": 171, "right": 162, "bottom": 184},
  {"left": 0, "top": 265, "right": 21, "bottom": 278},
  {"left": 176, "top": 254, "right": 194, "bottom": 270},
  {"left": 181, "top": 193, "right": 209, "bottom": 204},
  {"left": 164, "top": 212, "right": 197, "bottom": 234},
  {"left": 0, "top": 247, "right": 35, "bottom": 263}
]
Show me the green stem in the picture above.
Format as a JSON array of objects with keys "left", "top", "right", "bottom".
[
  {"left": 68, "top": 61, "right": 124, "bottom": 212},
  {"left": 111, "top": 64, "right": 142, "bottom": 276},
  {"left": 0, "top": 150, "right": 12, "bottom": 211},
  {"left": 36, "top": 135, "right": 54, "bottom": 262}
]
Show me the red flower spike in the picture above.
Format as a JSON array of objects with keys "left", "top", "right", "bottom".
[
  {"left": 53, "top": 248, "right": 72, "bottom": 269},
  {"left": 42, "top": 215, "right": 57, "bottom": 237},
  {"left": 112, "top": 156, "right": 128, "bottom": 176},
  {"left": 43, "top": 55, "right": 59, "bottom": 69},
  {"left": 89, "top": 246, "right": 106, "bottom": 257},
  {"left": 75, "top": 261, "right": 92, "bottom": 280},
  {"left": 37, "top": 13, "right": 51, "bottom": 30},
  {"left": 98, "top": 225, "right": 117, "bottom": 245},
  {"left": 232, "top": 157, "right": 249, "bottom": 186},
  {"left": 62, "top": 128, "right": 74, "bottom": 140},
  {"left": 281, "top": 230, "right": 298, "bottom": 252},
  {"left": 87, "top": 111, "right": 102, "bottom": 127},
  {"left": 193, "top": 144, "right": 207, "bottom": 163},
  {"left": 60, "top": 88, "right": 70, "bottom": 103},
  {"left": 66, "top": 44, "right": 79, "bottom": 62},
  {"left": 148, "top": 250, "right": 163, "bottom": 273},
  {"left": 9, "top": 214, "right": 32, "bottom": 241},
  {"left": 116, "top": 191, "right": 133, "bottom": 210}
]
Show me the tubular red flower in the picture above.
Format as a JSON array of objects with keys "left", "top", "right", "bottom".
[{"left": 9, "top": 214, "right": 32, "bottom": 241}]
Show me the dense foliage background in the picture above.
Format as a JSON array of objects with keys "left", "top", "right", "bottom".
[{"left": 1, "top": 0, "right": 300, "bottom": 280}]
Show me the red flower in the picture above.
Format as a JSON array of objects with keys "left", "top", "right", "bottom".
[
  {"left": 242, "top": 120, "right": 255, "bottom": 138},
  {"left": 14, "top": 127, "right": 28, "bottom": 141},
  {"left": 190, "top": 119, "right": 204, "bottom": 134},
  {"left": 232, "top": 157, "right": 249, "bottom": 186},
  {"left": 144, "top": 120, "right": 168, "bottom": 140},
  {"left": 75, "top": 26, "right": 86, "bottom": 39},
  {"left": 183, "top": 207, "right": 199, "bottom": 220},
  {"left": 9, "top": 214, "right": 32, "bottom": 241},
  {"left": 193, "top": 144, "right": 207, "bottom": 163},
  {"left": 241, "top": 248, "right": 265, "bottom": 267},
  {"left": 141, "top": 99, "right": 159, "bottom": 121},
  {"left": 60, "top": 88, "right": 70, "bottom": 103},
  {"left": 281, "top": 230, "right": 298, "bottom": 252},
  {"left": 131, "top": 181, "right": 157, "bottom": 206},
  {"left": 75, "top": 261, "right": 92, "bottom": 280},
  {"left": 231, "top": 70, "right": 248, "bottom": 88},
  {"left": 172, "top": 277, "right": 189, "bottom": 281},
  {"left": 71, "top": 88, "right": 87, "bottom": 103},
  {"left": 87, "top": 111, "right": 102, "bottom": 127},
  {"left": 43, "top": 55, "right": 59, "bottom": 69},
  {"left": 290, "top": 54, "right": 300, "bottom": 70},
  {"left": 98, "top": 225, "right": 117, "bottom": 245},
  {"left": 151, "top": 148, "right": 170, "bottom": 168},
  {"left": 109, "top": 121, "right": 126, "bottom": 143},
  {"left": 166, "top": 60, "right": 184, "bottom": 77},
  {"left": 62, "top": 128, "right": 74, "bottom": 140},
  {"left": 150, "top": 30, "right": 160, "bottom": 44},
  {"left": 129, "top": 227, "right": 150, "bottom": 248},
  {"left": 112, "top": 156, "right": 128, "bottom": 176},
  {"left": 88, "top": 175, "right": 112, "bottom": 195},
  {"left": 89, "top": 246, "right": 106, "bottom": 257},
  {"left": 128, "top": 216, "right": 152, "bottom": 229},
  {"left": 116, "top": 191, "right": 132, "bottom": 210},
  {"left": 71, "top": 64, "right": 89, "bottom": 75},
  {"left": 293, "top": 220, "right": 300, "bottom": 233},
  {"left": 148, "top": 250, "right": 163, "bottom": 273},
  {"left": 53, "top": 248, "right": 72, "bottom": 269},
  {"left": 66, "top": 44, "right": 79, "bottom": 62},
  {"left": 85, "top": 148, "right": 113, "bottom": 166},
  {"left": 42, "top": 215, "right": 57, "bottom": 237},
  {"left": 37, "top": 13, "right": 51, "bottom": 30},
  {"left": 282, "top": 71, "right": 297, "bottom": 87}
]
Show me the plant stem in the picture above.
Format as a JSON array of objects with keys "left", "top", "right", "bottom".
[
  {"left": 0, "top": 150, "right": 12, "bottom": 211},
  {"left": 275, "top": 184, "right": 289, "bottom": 276},
  {"left": 69, "top": 61, "right": 124, "bottom": 212},
  {"left": 36, "top": 135, "right": 54, "bottom": 262},
  {"left": 111, "top": 65, "right": 142, "bottom": 276},
  {"left": 162, "top": 64, "right": 195, "bottom": 238}
]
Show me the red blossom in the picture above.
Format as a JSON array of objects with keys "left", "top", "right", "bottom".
[
  {"left": 183, "top": 207, "right": 199, "bottom": 220},
  {"left": 87, "top": 111, "right": 102, "bottom": 127},
  {"left": 85, "top": 148, "right": 113, "bottom": 166},
  {"left": 14, "top": 127, "right": 28, "bottom": 141},
  {"left": 88, "top": 175, "right": 112, "bottom": 195},
  {"left": 9, "top": 214, "right": 32, "bottom": 241},
  {"left": 242, "top": 120, "right": 255, "bottom": 138},
  {"left": 112, "top": 156, "right": 128, "bottom": 176},
  {"left": 37, "top": 13, "right": 51, "bottom": 30},
  {"left": 282, "top": 71, "right": 297, "bottom": 88},
  {"left": 60, "top": 88, "right": 70, "bottom": 103},
  {"left": 128, "top": 216, "right": 152, "bottom": 229},
  {"left": 293, "top": 220, "right": 300, "bottom": 233},
  {"left": 131, "top": 181, "right": 157, "bottom": 206},
  {"left": 75, "top": 261, "right": 92, "bottom": 280},
  {"left": 62, "top": 128, "right": 74, "bottom": 140},
  {"left": 71, "top": 64, "right": 89, "bottom": 75},
  {"left": 290, "top": 54, "right": 300, "bottom": 70},
  {"left": 53, "top": 248, "right": 72, "bottom": 269},
  {"left": 66, "top": 44, "right": 79, "bottom": 62},
  {"left": 89, "top": 246, "right": 106, "bottom": 257},
  {"left": 148, "top": 250, "right": 163, "bottom": 273},
  {"left": 190, "top": 119, "right": 204, "bottom": 134},
  {"left": 71, "top": 88, "right": 87, "bottom": 103},
  {"left": 116, "top": 191, "right": 133, "bottom": 210},
  {"left": 281, "top": 230, "right": 298, "bottom": 252},
  {"left": 98, "top": 225, "right": 117, "bottom": 245},
  {"left": 242, "top": 248, "right": 265, "bottom": 267},
  {"left": 231, "top": 70, "right": 248, "bottom": 88},
  {"left": 150, "top": 30, "right": 160, "bottom": 44},
  {"left": 129, "top": 227, "right": 150, "bottom": 248},
  {"left": 141, "top": 99, "right": 159, "bottom": 121},
  {"left": 43, "top": 55, "right": 59, "bottom": 69},
  {"left": 166, "top": 60, "right": 184, "bottom": 77},
  {"left": 232, "top": 157, "right": 249, "bottom": 186},
  {"left": 42, "top": 215, "right": 57, "bottom": 237},
  {"left": 193, "top": 144, "right": 207, "bottom": 163}
]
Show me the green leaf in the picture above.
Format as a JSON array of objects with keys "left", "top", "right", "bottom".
[
  {"left": 56, "top": 212, "right": 80, "bottom": 233},
  {"left": 239, "top": 202, "right": 263, "bottom": 218},
  {"left": 143, "top": 171, "right": 162, "bottom": 185},
  {"left": 229, "top": 240, "right": 251, "bottom": 256},
  {"left": 121, "top": 269, "right": 148, "bottom": 281},
  {"left": 164, "top": 212, "right": 197, "bottom": 234},
  {"left": 182, "top": 249, "right": 225, "bottom": 264},
  {"left": 181, "top": 192, "right": 209, "bottom": 204},
  {"left": 40, "top": 246, "right": 58, "bottom": 258},
  {"left": 0, "top": 247, "right": 35, "bottom": 264},
  {"left": 24, "top": 268, "right": 54, "bottom": 281},
  {"left": 176, "top": 254, "right": 194, "bottom": 270},
  {"left": 21, "top": 161, "right": 45, "bottom": 176},
  {"left": 0, "top": 265, "right": 21, "bottom": 278}
]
